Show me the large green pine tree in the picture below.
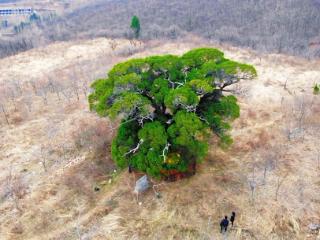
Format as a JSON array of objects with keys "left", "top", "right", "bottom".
[{"left": 89, "top": 48, "right": 257, "bottom": 178}]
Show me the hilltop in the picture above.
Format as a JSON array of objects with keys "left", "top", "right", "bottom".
[{"left": 0, "top": 36, "right": 319, "bottom": 239}]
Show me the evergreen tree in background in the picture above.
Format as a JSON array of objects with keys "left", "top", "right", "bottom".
[
  {"left": 130, "top": 15, "right": 140, "bottom": 38},
  {"left": 89, "top": 48, "right": 257, "bottom": 178}
]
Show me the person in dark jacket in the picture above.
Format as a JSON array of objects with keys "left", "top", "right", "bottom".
[
  {"left": 230, "top": 212, "right": 236, "bottom": 227},
  {"left": 220, "top": 216, "right": 229, "bottom": 233}
]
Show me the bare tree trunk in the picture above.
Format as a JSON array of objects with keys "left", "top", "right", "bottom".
[
  {"left": 6, "top": 166, "right": 25, "bottom": 213},
  {"left": 62, "top": 89, "right": 72, "bottom": 103},
  {"left": 9, "top": 89, "right": 17, "bottom": 111},
  {"left": 1, "top": 104, "right": 9, "bottom": 125},
  {"left": 283, "top": 79, "right": 288, "bottom": 90},
  {"left": 39, "top": 88, "right": 48, "bottom": 105},
  {"left": 55, "top": 87, "right": 61, "bottom": 101},
  {"left": 317, "top": 149, "right": 320, "bottom": 171},
  {"left": 13, "top": 80, "right": 23, "bottom": 96},
  {"left": 72, "top": 81, "right": 80, "bottom": 101},
  {"left": 262, "top": 166, "right": 267, "bottom": 185},
  {"left": 248, "top": 163, "right": 256, "bottom": 205},
  {"left": 40, "top": 145, "right": 48, "bottom": 172},
  {"left": 75, "top": 87, "right": 79, "bottom": 101},
  {"left": 23, "top": 94, "right": 33, "bottom": 112},
  {"left": 30, "top": 80, "right": 38, "bottom": 94},
  {"left": 81, "top": 82, "right": 89, "bottom": 97},
  {"left": 275, "top": 174, "right": 288, "bottom": 201},
  {"left": 74, "top": 200, "right": 82, "bottom": 240}
]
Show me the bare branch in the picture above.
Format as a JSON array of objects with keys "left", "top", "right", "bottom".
[
  {"left": 0, "top": 103, "right": 9, "bottom": 125},
  {"left": 275, "top": 173, "right": 288, "bottom": 201},
  {"left": 124, "top": 139, "right": 144, "bottom": 156},
  {"left": 161, "top": 142, "right": 171, "bottom": 162}
]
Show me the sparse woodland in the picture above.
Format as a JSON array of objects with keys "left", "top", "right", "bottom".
[{"left": 1, "top": 0, "right": 320, "bottom": 58}]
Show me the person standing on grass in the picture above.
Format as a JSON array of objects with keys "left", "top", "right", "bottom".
[
  {"left": 230, "top": 212, "right": 236, "bottom": 227},
  {"left": 220, "top": 216, "right": 229, "bottom": 233}
]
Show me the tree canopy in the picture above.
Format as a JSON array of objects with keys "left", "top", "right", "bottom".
[
  {"left": 89, "top": 48, "right": 257, "bottom": 178},
  {"left": 130, "top": 16, "right": 141, "bottom": 38}
]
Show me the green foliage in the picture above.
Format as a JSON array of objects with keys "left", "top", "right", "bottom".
[
  {"left": 150, "top": 78, "right": 170, "bottom": 105},
  {"left": 130, "top": 15, "right": 141, "bottom": 38},
  {"left": 314, "top": 83, "right": 320, "bottom": 95},
  {"left": 89, "top": 48, "right": 257, "bottom": 177},
  {"left": 188, "top": 79, "right": 214, "bottom": 95},
  {"left": 111, "top": 121, "right": 139, "bottom": 168},
  {"left": 136, "top": 121, "right": 168, "bottom": 176},
  {"left": 167, "top": 111, "right": 209, "bottom": 162},
  {"left": 108, "top": 92, "right": 151, "bottom": 120},
  {"left": 181, "top": 48, "right": 224, "bottom": 67},
  {"left": 164, "top": 86, "right": 199, "bottom": 113},
  {"left": 199, "top": 95, "right": 239, "bottom": 147}
]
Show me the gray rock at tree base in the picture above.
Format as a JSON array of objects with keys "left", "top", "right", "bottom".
[
  {"left": 308, "top": 223, "right": 320, "bottom": 231},
  {"left": 134, "top": 175, "right": 149, "bottom": 194}
]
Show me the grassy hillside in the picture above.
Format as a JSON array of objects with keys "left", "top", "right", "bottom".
[{"left": 0, "top": 37, "right": 319, "bottom": 239}]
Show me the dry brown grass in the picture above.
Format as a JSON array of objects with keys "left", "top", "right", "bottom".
[{"left": 0, "top": 37, "right": 319, "bottom": 240}]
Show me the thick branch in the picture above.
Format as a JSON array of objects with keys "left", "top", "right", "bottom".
[
  {"left": 161, "top": 142, "right": 171, "bottom": 162},
  {"left": 124, "top": 139, "right": 144, "bottom": 156}
]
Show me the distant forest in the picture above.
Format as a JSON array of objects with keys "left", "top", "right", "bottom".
[{"left": 1, "top": 0, "right": 320, "bottom": 58}]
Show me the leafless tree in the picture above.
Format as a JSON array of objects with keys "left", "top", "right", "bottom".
[
  {"left": 297, "top": 179, "right": 305, "bottom": 203},
  {"left": 275, "top": 173, "right": 288, "bottom": 201},
  {"left": 72, "top": 82, "right": 80, "bottom": 101},
  {"left": 7, "top": 87, "right": 18, "bottom": 111},
  {"left": 0, "top": 103, "right": 9, "bottom": 125},
  {"left": 40, "top": 144, "right": 48, "bottom": 172},
  {"left": 28, "top": 80, "right": 38, "bottom": 95},
  {"left": 67, "top": 69, "right": 80, "bottom": 101},
  {"left": 61, "top": 88, "right": 73, "bottom": 103},
  {"left": 81, "top": 81, "right": 89, "bottom": 97},
  {"left": 247, "top": 158, "right": 257, "bottom": 205},
  {"left": 74, "top": 200, "right": 83, "bottom": 240},
  {"left": 109, "top": 39, "right": 118, "bottom": 51},
  {"left": 22, "top": 94, "right": 33, "bottom": 112},
  {"left": 261, "top": 150, "right": 276, "bottom": 185},
  {"left": 5, "top": 166, "right": 27, "bottom": 213},
  {"left": 38, "top": 86, "right": 49, "bottom": 105},
  {"left": 56, "top": 142, "right": 68, "bottom": 162},
  {"left": 317, "top": 148, "right": 320, "bottom": 172},
  {"left": 48, "top": 76, "right": 65, "bottom": 101},
  {"left": 47, "top": 77, "right": 56, "bottom": 94},
  {"left": 273, "top": 143, "right": 288, "bottom": 169},
  {"left": 292, "top": 95, "right": 307, "bottom": 131},
  {"left": 11, "top": 176, "right": 27, "bottom": 212},
  {"left": 282, "top": 95, "right": 310, "bottom": 141},
  {"left": 12, "top": 79, "right": 23, "bottom": 96}
]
